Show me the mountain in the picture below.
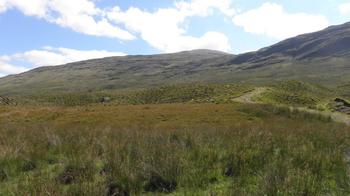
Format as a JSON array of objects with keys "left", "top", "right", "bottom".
[
  {"left": 2, "top": 22, "right": 350, "bottom": 95},
  {"left": 231, "top": 22, "right": 350, "bottom": 64},
  {"left": 0, "top": 50, "right": 235, "bottom": 95}
]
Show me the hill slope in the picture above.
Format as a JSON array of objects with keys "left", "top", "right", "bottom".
[
  {"left": 232, "top": 22, "right": 350, "bottom": 64},
  {"left": 0, "top": 50, "right": 235, "bottom": 95},
  {"left": 2, "top": 22, "right": 350, "bottom": 95}
]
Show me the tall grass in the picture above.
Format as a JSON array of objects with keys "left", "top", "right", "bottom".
[{"left": 0, "top": 104, "right": 349, "bottom": 195}]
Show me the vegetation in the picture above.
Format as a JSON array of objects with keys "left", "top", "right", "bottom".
[
  {"left": 257, "top": 81, "right": 333, "bottom": 109},
  {"left": 1, "top": 19, "right": 350, "bottom": 195},
  {"left": 338, "top": 83, "right": 350, "bottom": 99},
  {"left": 0, "top": 81, "right": 349, "bottom": 195},
  {"left": 119, "top": 84, "right": 252, "bottom": 105},
  {"left": 15, "top": 84, "right": 252, "bottom": 106},
  {"left": 16, "top": 81, "right": 338, "bottom": 108},
  {"left": 0, "top": 102, "right": 349, "bottom": 195}
]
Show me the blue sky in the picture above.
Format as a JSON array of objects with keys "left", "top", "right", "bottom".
[{"left": 0, "top": 0, "right": 350, "bottom": 76}]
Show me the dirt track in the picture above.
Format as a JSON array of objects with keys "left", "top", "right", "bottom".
[
  {"left": 232, "top": 87, "right": 267, "bottom": 104},
  {"left": 233, "top": 87, "right": 350, "bottom": 125}
]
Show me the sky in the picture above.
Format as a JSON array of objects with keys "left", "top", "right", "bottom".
[{"left": 1, "top": 0, "right": 350, "bottom": 77}]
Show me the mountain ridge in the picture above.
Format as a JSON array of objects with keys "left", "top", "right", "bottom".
[{"left": 2, "top": 22, "right": 350, "bottom": 95}]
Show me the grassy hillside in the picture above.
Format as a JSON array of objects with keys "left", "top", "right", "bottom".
[
  {"left": 4, "top": 20, "right": 350, "bottom": 96},
  {"left": 15, "top": 81, "right": 338, "bottom": 109},
  {"left": 0, "top": 103, "right": 348, "bottom": 195},
  {"left": 257, "top": 81, "right": 334, "bottom": 109},
  {"left": 2, "top": 56, "right": 350, "bottom": 96},
  {"left": 17, "top": 84, "right": 252, "bottom": 106},
  {"left": 0, "top": 50, "right": 235, "bottom": 95}
]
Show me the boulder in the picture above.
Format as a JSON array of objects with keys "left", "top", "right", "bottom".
[
  {"left": 333, "top": 98, "right": 350, "bottom": 114},
  {"left": 334, "top": 98, "right": 350, "bottom": 107},
  {"left": 100, "top": 97, "right": 111, "bottom": 103}
]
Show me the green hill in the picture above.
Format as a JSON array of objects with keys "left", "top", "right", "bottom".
[{"left": 2, "top": 22, "right": 350, "bottom": 95}]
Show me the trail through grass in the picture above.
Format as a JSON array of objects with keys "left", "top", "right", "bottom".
[
  {"left": 233, "top": 86, "right": 350, "bottom": 125},
  {"left": 232, "top": 87, "right": 268, "bottom": 104}
]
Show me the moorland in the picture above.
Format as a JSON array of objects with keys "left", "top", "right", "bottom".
[{"left": 1, "top": 22, "right": 350, "bottom": 195}]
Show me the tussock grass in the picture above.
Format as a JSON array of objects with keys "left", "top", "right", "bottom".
[{"left": 0, "top": 103, "right": 349, "bottom": 195}]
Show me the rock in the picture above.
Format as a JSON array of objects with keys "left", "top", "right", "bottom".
[
  {"left": 100, "top": 97, "right": 111, "bottom": 103},
  {"left": 333, "top": 98, "right": 350, "bottom": 114},
  {"left": 334, "top": 98, "right": 350, "bottom": 107}
]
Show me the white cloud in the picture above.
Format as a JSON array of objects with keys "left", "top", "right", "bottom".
[
  {"left": 3, "top": 0, "right": 49, "bottom": 17},
  {"left": 0, "top": 0, "right": 135, "bottom": 40},
  {"left": 0, "top": 47, "right": 126, "bottom": 76},
  {"left": 14, "top": 47, "right": 127, "bottom": 67},
  {"left": 107, "top": 0, "right": 234, "bottom": 52},
  {"left": 339, "top": 2, "right": 350, "bottom": 15},
  {"left": 161, "top": 32, "right": 231, "bottom": 53},
  {"left": 233, "top": 3, "right": 329, "bottom": 40},
  {"left": 0, "top": 0, "right": 8, "bottom": 13},
  {"left": 47, "top": 0, "right": 135, "bottom": 40},
  {"left": 175, "top": 0, "right": 235, "bottom": 17},
  {"left": 1, "top": 0, "right": 236, "bottom": 52},
  {"left": 0, "top": 0, "right": 333, "bottom": 54},
  {"left": 0, "top": 60, "right": 28, "bottom": 76}
]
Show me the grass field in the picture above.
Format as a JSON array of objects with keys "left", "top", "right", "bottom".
[
  {"left": 0, "top": 81, "right": 349, "bottom": 195},
  {"left": 0, "top": 102, "right": 349, "bottom": 195}
]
